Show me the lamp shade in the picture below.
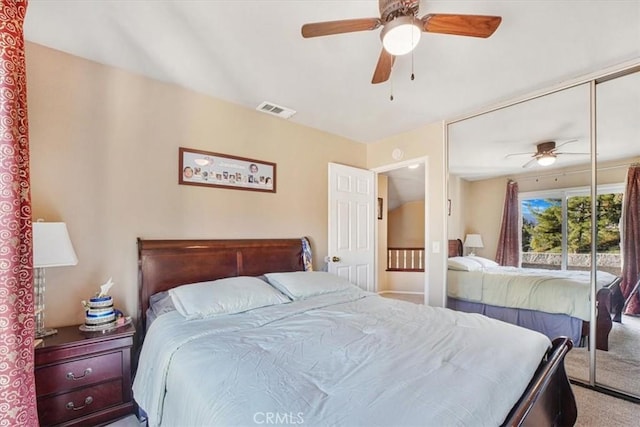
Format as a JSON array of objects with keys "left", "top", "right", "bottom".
[
  {"left": 33, "top": 222, "right": 78, "bottom": 267},
  {"left": 464, "top": 234, "right": 484, "bottom": 249}
]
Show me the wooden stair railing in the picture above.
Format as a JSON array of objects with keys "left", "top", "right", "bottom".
[{"left": 387, "top": 247, "right": 425, "bottom": 272}]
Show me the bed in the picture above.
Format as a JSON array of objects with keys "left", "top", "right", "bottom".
[
  {"left": 133, "top": 237, "right": 577, "bottom": 426},
  {"left": 446, "top": 239, "right": 621, "bottom": 351}
]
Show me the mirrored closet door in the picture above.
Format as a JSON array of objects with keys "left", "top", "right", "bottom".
[
  {"left": 447, "top": 83, "right": 593, "bottom": 385},
  {"left": 594, "top": 67, "right": 640, "bottom": 396},
  {"left": 446, "top": 61, "right": 640, "bottom": 399}
]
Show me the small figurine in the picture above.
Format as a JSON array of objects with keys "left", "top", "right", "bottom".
[{"left": 99, "top": 277, "right": 114, "bottom": 297}]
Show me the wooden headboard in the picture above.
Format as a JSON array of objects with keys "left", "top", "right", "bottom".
[
  {"left": 448, "top": 239, "right": 463, "bottom": 257},
  {"left": 137, "top": 238, "right": 306, "bottom": 333}
]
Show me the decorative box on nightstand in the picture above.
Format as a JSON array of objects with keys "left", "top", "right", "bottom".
[{"left": 34, "top": 323, "right": 135, "bottom": 426}]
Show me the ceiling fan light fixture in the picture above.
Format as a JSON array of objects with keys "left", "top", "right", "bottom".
[
  {"left": 537, "top": 153, "right": 557, "bottom": 166},
  {"left": 381, "top": 16, "right": 421, "bottom": 56}
]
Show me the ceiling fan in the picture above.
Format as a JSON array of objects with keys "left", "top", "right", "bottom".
[
  {"left": 301, "top": 0, "right": 502, "bottom": 84},
  {"left": 505, "top": 140, "right": 589, "bottom": 168}
]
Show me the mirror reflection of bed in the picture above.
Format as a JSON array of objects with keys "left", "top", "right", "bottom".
[
  {"left": 446, "top": 238, "right": 620, "bottom": 351},
  {"left": 446, "top": 65, "right": 640, "bottom": 399}
]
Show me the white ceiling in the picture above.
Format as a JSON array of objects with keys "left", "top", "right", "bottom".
[
  {"left": 449, "top": 71, "right": 640, "bottom": 180},
  {"left": 384, "top": 162, "right": 426, "bottom": 210},
  {"left": 23, "top": 1, "right": 640, "bottom": 144},
  {"left": 22, "top": 1, "right": 640, "bottom": 204}
]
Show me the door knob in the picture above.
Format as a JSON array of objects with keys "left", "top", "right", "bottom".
[{"left": 332, "top": 256, "right": 340, "bottom": 262}]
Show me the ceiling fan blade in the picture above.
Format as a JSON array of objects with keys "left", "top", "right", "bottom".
[
  {"left": 555, "top": 152, "right": 590, "bottom": 156},
  {"left": 421, "top": 14, "right": 502, "bottom": 38},
  {"left": 372, "top": 48, "right": 395, "bottom": 84},
  {"left": 552, "top": 138, "right": 579, "bottom": 150},
  {"left": 301, "top": 18, "right": 382, "bottom": 38},
  {"left": 522, "top": 157, "right": 538, "bottom": 168},
  {"left": 505, "top": 152, "right": 535, "bottom": 158}
]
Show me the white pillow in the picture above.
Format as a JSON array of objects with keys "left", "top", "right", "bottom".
[
  {"left": 447, "top": 256, "right": 483, "bottom": 271},
  {"left": 264, "top": 271, "right": 356, "bottom": 300},
  {"left": 169, "top": 276, "right": 289, "bottom": 320},
  {"left": 467, "top": 256, "right": 499, "bottom": 268}
]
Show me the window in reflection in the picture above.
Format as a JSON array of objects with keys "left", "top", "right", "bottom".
[
  {"left": 521, "top": 197, "right": 563, "bottom": 269},
  {"left": 520, "top": 188, "right": 623, "bottom": 272}
]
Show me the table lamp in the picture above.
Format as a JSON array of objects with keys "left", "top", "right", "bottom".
[
  {"left": 33, "top": 221, "right": 78, "bottom": 338},
  {"left": 464, "top": 234, "right": 484, "bottom": 257}
]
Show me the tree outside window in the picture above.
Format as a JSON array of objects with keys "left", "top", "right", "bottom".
[{"left": 521, "top": 191, "right": 622, "bottom": 274}]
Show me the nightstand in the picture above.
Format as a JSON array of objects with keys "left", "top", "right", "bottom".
[{"left": 34, "top": 323, "right": 135, "bottom": 426}]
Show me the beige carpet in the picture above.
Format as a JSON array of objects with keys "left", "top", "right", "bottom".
[
  {"left": 573, "top": 385, "right": 640, "bottom": 426},
  {"left": 379, "top": 292, "right": 424, "bottom": 304},
  {"left": 566, "top": 315, "right": 640, "bottom": 397},
  {"left": 106, "top": 414, "right": 143, "bottom": 427}
]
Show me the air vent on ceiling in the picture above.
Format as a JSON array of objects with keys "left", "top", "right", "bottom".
[{"left": 256, "top": 101, "right": 296, "bottom": 119}]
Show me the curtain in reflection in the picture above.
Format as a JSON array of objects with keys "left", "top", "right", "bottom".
[
  {"left": 496, "top": 180, "right": 519, "bottom": 266},
  {"left": 621, "top": 164, "right": 640, "bottom": 315}
]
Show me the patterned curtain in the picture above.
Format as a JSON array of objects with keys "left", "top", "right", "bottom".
[
  {"left": 495, "top": 180, "right": 519, "bottom": 267},
  {"left": 621, "top": 164, "right": 640, "bottom": 315},
  {"left": 0, "top": 1, "right": 38, "bottom": 425}
]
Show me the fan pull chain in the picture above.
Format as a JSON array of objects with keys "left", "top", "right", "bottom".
[
  {"left": 389, "top": 74, "right": 394, "bottom": 101},
  {"left": 411, "top": 50, "right": 415, "bottom": 81},
  {"left": 410, "top": 20, "right": 416, "bottom": 81}
]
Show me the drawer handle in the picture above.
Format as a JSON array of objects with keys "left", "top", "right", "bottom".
[
  {"left": 66, "top": 368, "right": 92, "bottom": 380},
  {"left": 66, "top": 396, "right": 93, "bottom": 411}
]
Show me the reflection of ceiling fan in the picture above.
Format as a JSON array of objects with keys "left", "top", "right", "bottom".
[
  {"left": 301, "top": 0, "right": 502, "bottom": 84},
  {"left": 505, "top": 140, "right": 589, "bottom": 168}
]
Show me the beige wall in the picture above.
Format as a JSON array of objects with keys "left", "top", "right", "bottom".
[
  {"left": 385, "top": 200, "right": 426, "bottom": 295},
  {"left": 27, "top": 43, "right": 367, "bottom": 327},
  {"left": 388, "top": 201, "right": 425, "bottom": 247},
  {"left": 377, "top": 175, "right": 389, "bottom": 291},
  {"left": 367, "top": 122, "right": 447, "bottom": 306},
  {"left": 447, "top": 174, "right": 469, "bottom": 241},
  {"left": 385, "top": 271, "right": 425, "bottom": 294},
  {"left": 464, "top": 176, "right": 509, "bottom": 259}
]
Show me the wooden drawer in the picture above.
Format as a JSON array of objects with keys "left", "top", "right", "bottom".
[
  {"left": 37, "top": 379, "right": 123, "bottom": 426},
  {"left": 36, "top": 351, "right": 122, "bottom": 396}
]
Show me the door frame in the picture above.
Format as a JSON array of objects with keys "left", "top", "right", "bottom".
[{"left": 372, "top": 156, "right": 429, "bottom": 303}]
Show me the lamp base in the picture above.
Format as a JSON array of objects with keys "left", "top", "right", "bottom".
[{"left": 35, "top": 328, "right": 58, "bottom": 339}]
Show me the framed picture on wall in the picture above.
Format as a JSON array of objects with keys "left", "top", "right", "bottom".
[
  {"left": 377, "top": 197, "right": 383, "bottom": 220},
  {"left": 179, "top": 147, "right": 276, "bottom": 193}
]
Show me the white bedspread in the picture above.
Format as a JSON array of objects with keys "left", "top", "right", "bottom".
[
  {"left": 448, "top": 267, "right": 617, "bottom": 321},
  {"left": 133, "top": 290, "right": 551, "bottom": 427}
]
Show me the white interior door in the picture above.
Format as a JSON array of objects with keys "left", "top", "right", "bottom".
[{"left": 328, "top": 162, "right": 375, "bottom": 292}]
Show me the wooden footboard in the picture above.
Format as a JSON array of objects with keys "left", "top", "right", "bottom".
[
  {"left": 595, "top": 286, "right": 613, "bottom": 351},
  {"left": 608, "top": 277, "right": 625, "bottom": 323},
  {"left": 582, "top": 281, "right": 616, "bottom": 351},
  {"left": 502, "top": 337, "right": 577, "bottom": 427}
]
